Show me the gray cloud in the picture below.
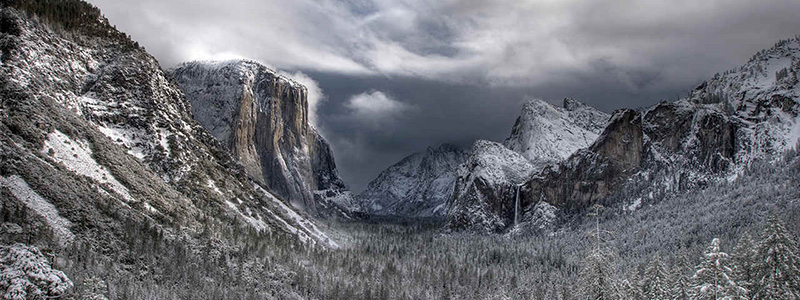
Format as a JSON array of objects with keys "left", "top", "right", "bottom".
[{"left": 88, "top": 0, "right": 800, "bottom": 191}]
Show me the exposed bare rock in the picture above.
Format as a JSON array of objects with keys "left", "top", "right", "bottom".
[{"left": 170, "top": 61, "right": 354, "bottom": 217}]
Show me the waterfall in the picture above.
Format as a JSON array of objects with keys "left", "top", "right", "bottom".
[{"left": 514, "top": 185, "right": 520, "bottom": 226}]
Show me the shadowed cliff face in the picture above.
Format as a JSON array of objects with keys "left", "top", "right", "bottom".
[
  {"left": 446, "top": 140, "right": 534, "bottom": 232},
  {"left": 170, "top": 61, "right": 351, "bottom": 215},
  {"left": 523, "top": 109, "right": 644, "bottom": 212},
  {"left": 445, "top": 99, "right": 608, "bottom": 232}
]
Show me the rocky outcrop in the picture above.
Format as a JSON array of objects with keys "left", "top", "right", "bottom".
[
  {"left": 170, "top": 61, "right": 354, "bottom": 216},
  {"left": 520, "top": 38, "right": 800, "bottom": 222},
  {"left": 523, "top": 109, "right": 643, "bottom": 211},
  {"left": 357, "top": 144, "right": 467, "bottom": 218}
]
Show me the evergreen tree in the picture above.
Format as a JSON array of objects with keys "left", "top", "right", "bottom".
[
  {"left": 620, "top": 271, "right": 643, "bottom": 300},
  {"left": 579, "top": 204, "right": 619, "bottom": 300},
  {"left": 731, "top": 232, "right": 756, "bottom": 293},
  {"left": 750, "top": 216, "right": 800, "bottom": 300},
  {"left": 641, "top": 253, "right": 671, "bottom": 300},
  {"left": 579, "top": 247, "right": 619, "bottom": 300},
  {"left": 672, "top": 273, "right": 693, "bottom": 300},
  {"left": 672, "top": 254, "right": 693, "bottom": 300},
  {"left": 691, "top": 238, "right": 746, "bottom": 300}
]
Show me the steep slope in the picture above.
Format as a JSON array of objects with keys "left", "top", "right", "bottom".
[
  {"left": 169, "top": 61, "right": 355, "bottom": 218},
  {"left": 357, "top": 144, "right": 467, "bottom": 218},
  {"left": 0, "top": 0, "right": 336, "bottom": 258},
  {"left": 504, "top": 98, "right": 609, "bottom": 167},
  {"left": 475, "top": 37, "right": 800, "bottom": 233}
]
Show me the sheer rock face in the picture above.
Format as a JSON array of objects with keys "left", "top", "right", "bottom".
[
  {"left": 524, "top": 109, "right": 643, "bottom": 211},
  {"left": 521, "top": 38, "right": 800, "bottom": 221},
  {"left": 170, "top": 61, "right": 352, "bottom": 216},
  {"left": 357, "top": 144, "right": 468, "bottom": 218}
]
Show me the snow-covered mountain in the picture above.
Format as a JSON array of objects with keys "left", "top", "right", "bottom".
[
  {"left": 357, "top": 144, "right": 467, "bottom": 218},
  {"left": 359, "top": 98, "right": 606, "bottom": 222},
  {"left": 446, "top": 98, "right": 607, "bottom": 232},
  {"left": 449, "top": 37, "right": 800, "bottom": 232},
  {"left": 0, "top": 2, "right": 336, "bottom": 253},
  {"left": 169, "top": 60, "right": 355, "bottom": 218},
  {"left": 504, "top": 98, "right": 608, "bottom": 167}
]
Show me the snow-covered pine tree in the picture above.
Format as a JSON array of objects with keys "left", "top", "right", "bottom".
[
  {"left": 672, "top": 273, "right": 692, "bottom": 300},
  {"left": 579, "top": 204, "right": 620, "bottom": 300},
  {"left": 731, "top": 232, "right": 756, "bottom": 293},
  {"left": 691, "top": 238, "right": 747, "bottom": 300},
  {"left": 641, "top": 253, "right": 671, "bottom": 300},
  {"left": 672, "top": 253, "right": 693, "bottom": 300},
  {"left": 0, "top": 244, "right": 73, "bottom": 299},
  {"left": 749, "top": 216, "right": 800, "bottom": 300},
  {"left": 579, "top": 247, "right": 619, "bottom": 300},
  {"left": 619, "top": 271, "right": 643, "bottom": 300}
]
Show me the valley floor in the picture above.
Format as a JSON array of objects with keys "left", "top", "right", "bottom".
[{"left": 3, "top": 151, "right": 800, "bottom": 300}]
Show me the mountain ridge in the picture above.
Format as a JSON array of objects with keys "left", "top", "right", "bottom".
[{"left": 447, "top": 36, "right": 800, "bottom": 232}]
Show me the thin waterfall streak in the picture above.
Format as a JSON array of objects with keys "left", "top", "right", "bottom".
[{"left": 514, "top": 185, "right": 520, "bottom": 226}]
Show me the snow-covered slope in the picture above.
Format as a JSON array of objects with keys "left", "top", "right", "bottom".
[
  {"left": 357, "top": 144, "right": 467, "bottom": 218},
  {"left": 504, "top": 98, "right": 608, "bottom": 167},
  {"left": 0, "top": 4, "right": 336, "bottom": 249},
  {"left": 169, "top": 60, "right": 355, "bottom": 218},
  {"left": 689, "top": 38, "right": 800, "bottom": 158}
]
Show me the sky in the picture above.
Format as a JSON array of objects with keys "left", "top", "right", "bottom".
[{"left": 88, "top": 0, "right": 800, "bottom": 192}]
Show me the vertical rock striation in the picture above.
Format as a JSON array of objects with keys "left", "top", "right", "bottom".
[{"left": 170, "top": 61, "right": 353, "bottom": 216}]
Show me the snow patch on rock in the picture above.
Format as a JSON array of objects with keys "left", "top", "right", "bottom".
[
  {"left": 225, "top": 200, "right": 268, "bottom": 232},
  {"left": 357, "top": 144, "right": 467, "bottom": 218},
  {"left": 41, "top": 130, "right": 134, "bottom": 203},
  {"left": 0, "top": 176, "right": 74, "bottom": 246},
  {"left": 255, "top": 185, "right": 338, "bottom": 248}
]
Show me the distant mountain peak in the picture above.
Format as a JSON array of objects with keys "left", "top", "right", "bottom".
[{"left": 357, "top": 143, "right": 468, "bottom": 218}]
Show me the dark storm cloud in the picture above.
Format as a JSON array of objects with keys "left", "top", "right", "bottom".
[{"left": 87, "top": 0, "right": 800, "bottom": 191}]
